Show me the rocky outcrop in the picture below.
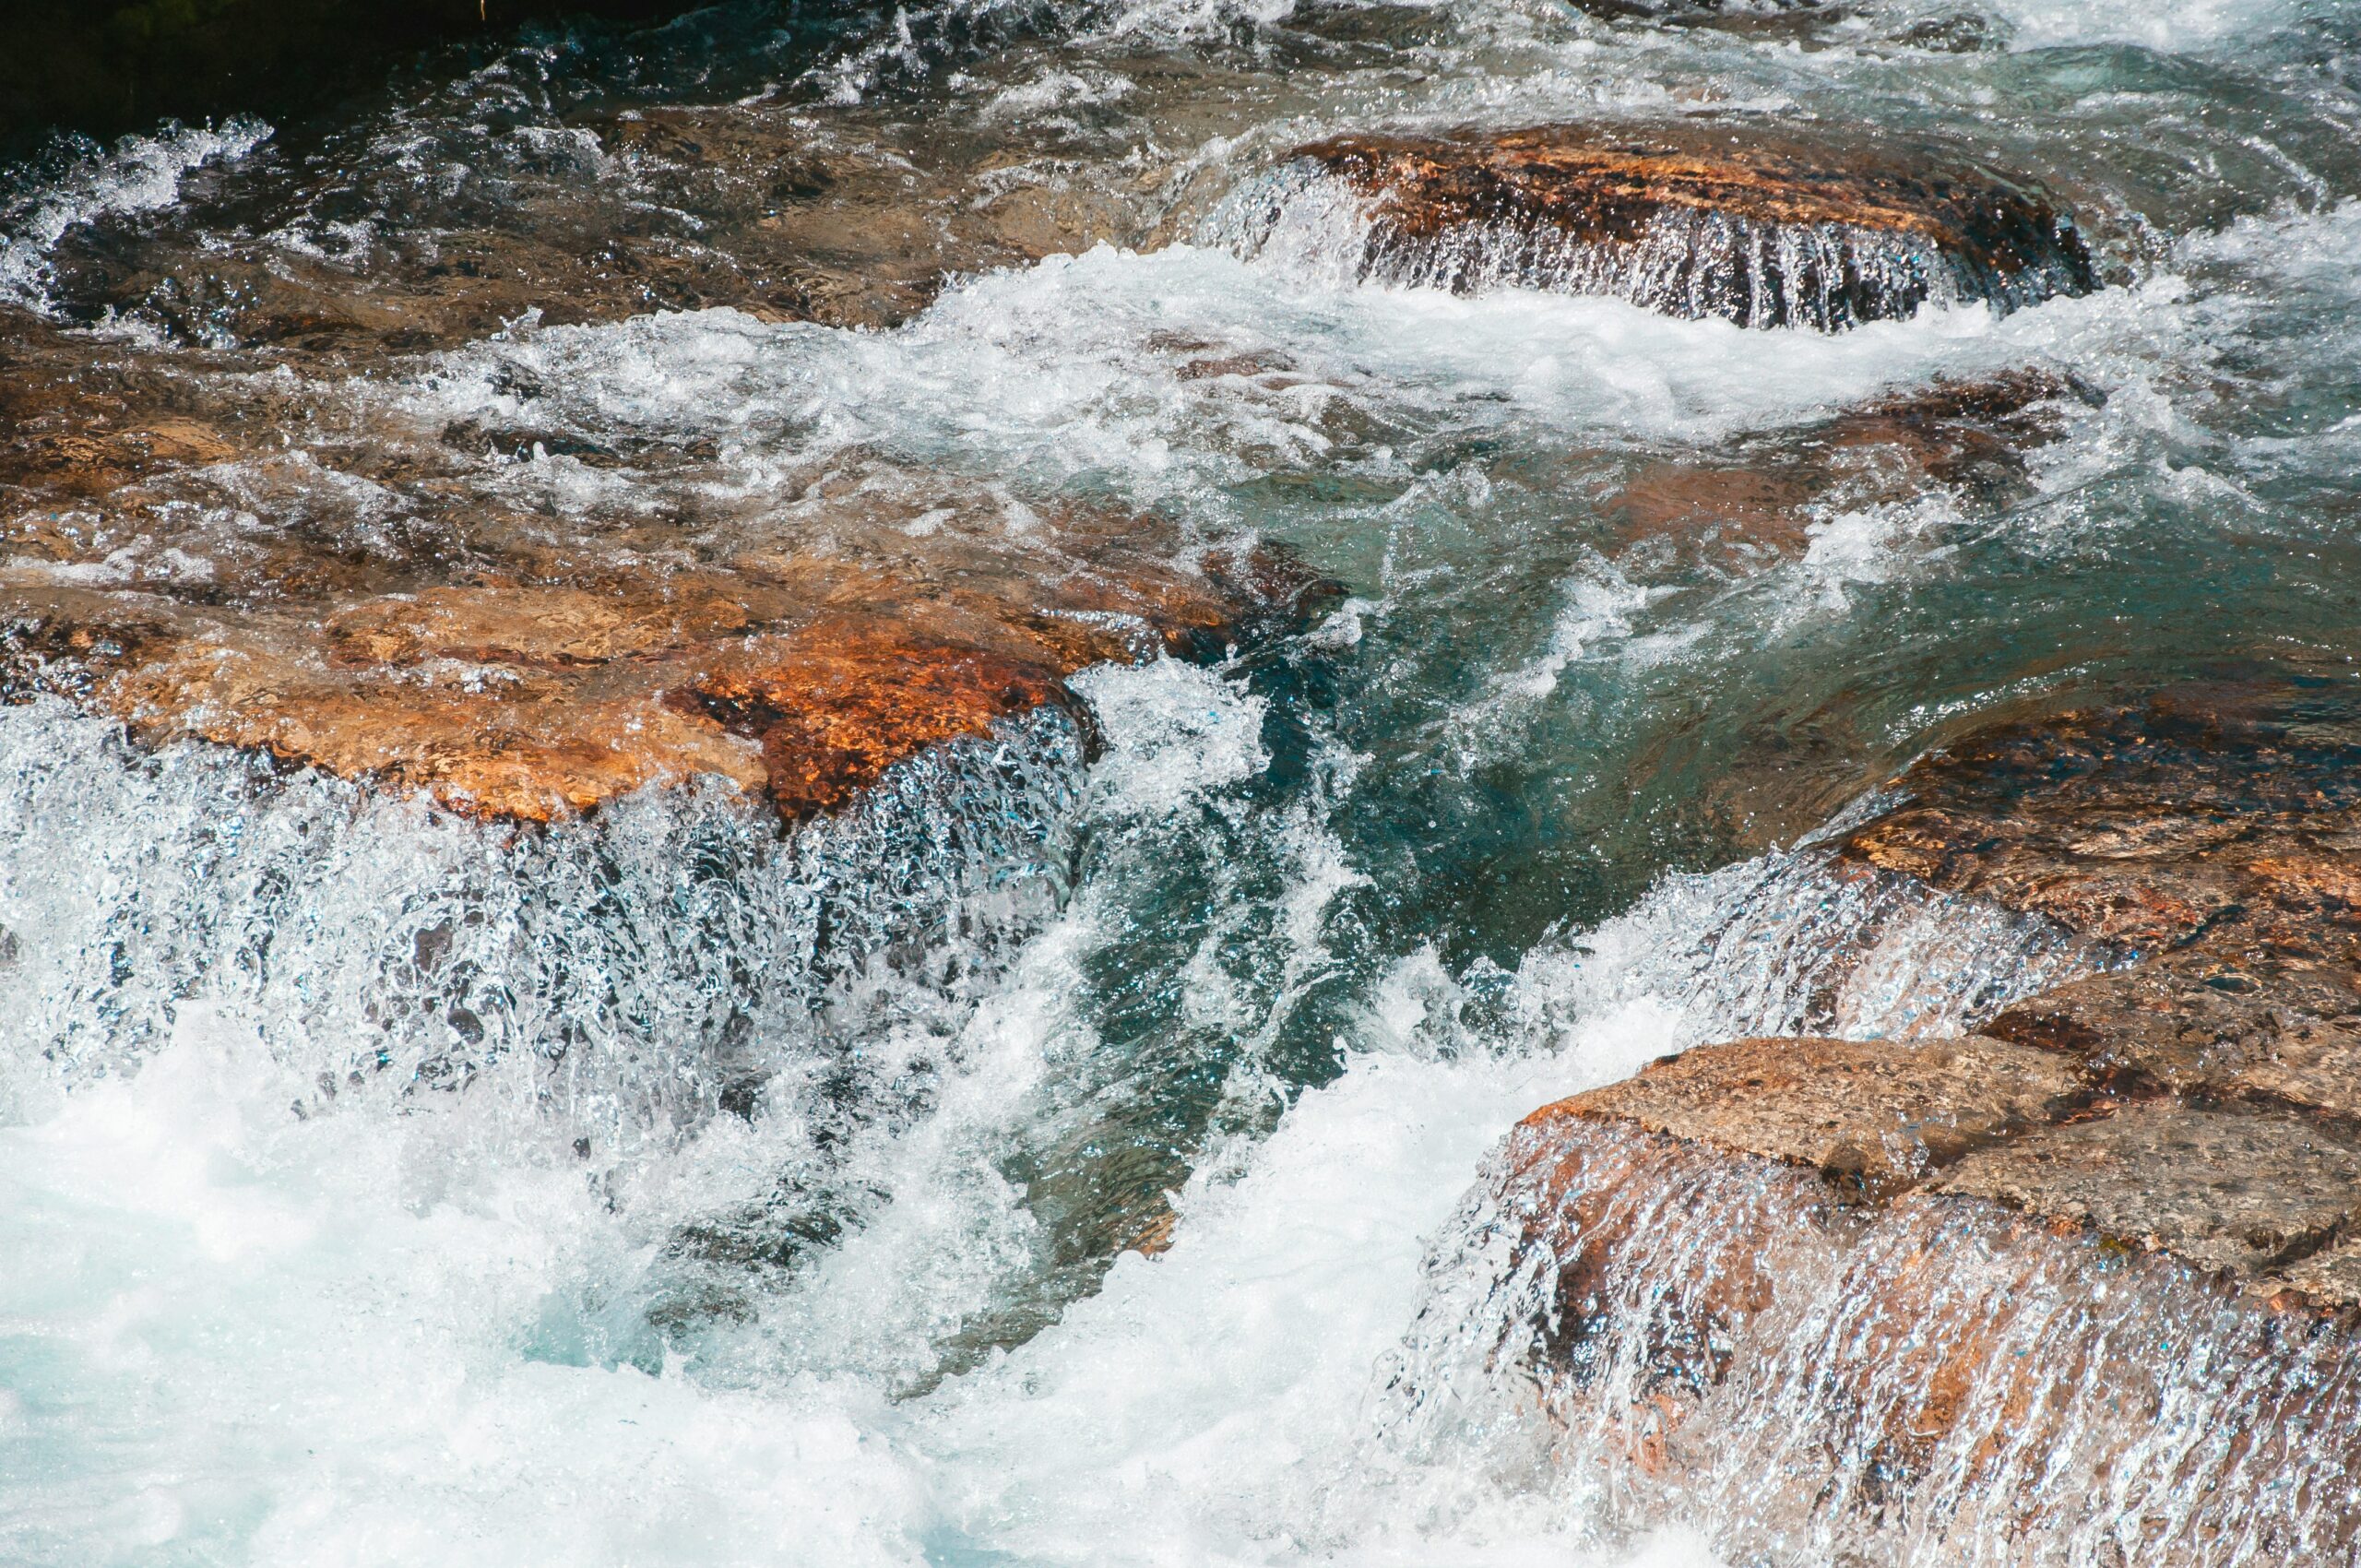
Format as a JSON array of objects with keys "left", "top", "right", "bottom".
[
  {"left": 1515, "top": 680, "right": 2361, "bottom": 1294},
  {"left": 1460, "top": 680, "right": 2361, "bottom": 1560},
  {"left": 0, "top": 448, "right": 1329, "bottom": 823},
  {"left": 1282, "top": 122, "right": 2098, "bottom": 329}
]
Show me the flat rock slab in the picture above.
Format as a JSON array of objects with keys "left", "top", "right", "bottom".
[
  {"left": 2, "top": 441, "right": 1329, "bottom": 823},
  {"left": 2273, "top": 1236, "right": 2361, "bottom": 1307},
  {"left": 1287, "top": 122, "right": 2098, "bottom": 329},
  {"left": 1539, "top": 1034, "right": 2086, "bottom": 1194},
  {"left": 1932, "top": 1099, "right": 2361, "bottom": 1280},
  {"left": 1834, "top": 683, "right": 2361, "bottom": 958},
  {"left": 1987, "top": 950, "right": 2361, "bottom": 1116}
]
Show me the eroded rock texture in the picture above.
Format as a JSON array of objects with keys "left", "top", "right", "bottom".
[
  {"left": 1457, "top": 681, "right": 2361, "bottom": 1560},
  {"left": 1285, "top": 122, "right": 2098, "bottom": 328},
  {"left": 1516, "top": 680, "right": 2361, "bottom": 1291}
]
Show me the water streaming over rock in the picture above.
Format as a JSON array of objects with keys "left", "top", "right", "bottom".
[
  {"left": 6, "top": 0, "right": 2361, "bottom": 1562},
  {"left": 1392, "top": 1120, "right": 2361, "bottom": 1566}
]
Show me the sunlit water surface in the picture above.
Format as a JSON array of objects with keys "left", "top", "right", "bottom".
[{"left": 5, "top": 0, "right": 2361, "bottom": 1561}]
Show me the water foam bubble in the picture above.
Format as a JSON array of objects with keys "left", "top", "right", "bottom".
[{"left": 0, "top": 119, "right": 269, "bottom": 312}]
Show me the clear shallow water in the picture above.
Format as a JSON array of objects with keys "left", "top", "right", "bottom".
[{"left": 6, "top": 0, "right": 2361, "bottom": 1561}]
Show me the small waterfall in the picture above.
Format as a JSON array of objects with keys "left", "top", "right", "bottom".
[
  {"left": 1209, "top": 162, "right": 2094, "bottom": 329},
  {"left": 1517, "top": 843, "right": 2117, "bottom": 1052},
  {"left": 0, "top": 698, "right": 1086, "bottom": 1163},
  {"left": 1387, "top": 1117, "right": 2361, "bottom": 1567}
]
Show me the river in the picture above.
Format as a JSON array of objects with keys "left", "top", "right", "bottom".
[{"left": 3, "top": 0, "right": 2358, "bottom": 1562}]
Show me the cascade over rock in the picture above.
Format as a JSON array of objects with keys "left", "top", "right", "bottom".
[
  {"left": 1279, "top": 121, "right": 2099, "bottom": 329},
  {"left": 1447, "top": 681, "right": 2361, "bottom": 1560}
]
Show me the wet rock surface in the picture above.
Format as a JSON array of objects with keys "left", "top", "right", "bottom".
[
  {"left": 1285, "top": 121, "right": 2099, "bottom": 328},
  {"left": 1513, "top": 680, "right": 2361, "bottom": 1307},
  {"left": 0, "top": 423, "right": 1328, "bottom": 822},
  {"left": 1463, "top": 687, "right": 2361, "bottom": 1558},
  {"left": 1601, "top": 368, "right": 2098, "bottom": 570},
  {"left": 1538, "top": 1033, "right": 2088, "bottom": 1195},
  {"left": 1932, "top": 1099, "right": 2361, "bottom": 1277},
  {"left": 1467, "top": 1114, "right": 2361, "bottom": 1564},
  {"left": 1833, "top": 684, "right": 2361, "bottom": 956}
]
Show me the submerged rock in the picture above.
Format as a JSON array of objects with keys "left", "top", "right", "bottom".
[
  {"left": 1833, "top": 684, "right": 2361, "bottom": 956},
  {"left": 1279, "top": 122, "right": 2098, "bottom": 329},
  {"left": 1571, "top": 0, "right": 1826, "bottom": 14},
  {"left": 1603, "top": 367, "right": 2098, "bottom": 567}
]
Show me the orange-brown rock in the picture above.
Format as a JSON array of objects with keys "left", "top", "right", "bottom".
[
  {"left": 1480, "top": 1106, "right": 2361, "bottom": 1562},
  {"left": 1603, "top": 369, "right": 2097, "bottom": 567},
  {"left": 1834, "top": 683, "right": 2361, "bottom": 959},
  {"left": 1525, "top": 680, "right": 2361, "bottom": 1303},
  {"left": 1930, "top": 1099, "right": 2361, "bottom": 1278},
  {"left": 1470, "top": 680, "right": 2361, "bottom": 1558},
  {"left": 1984, "top": 951, "right": 2361, "bottom": 1117},
  {"left": 1536, "top": 1034, "right": 2087, "bottom": 1196},
  {"left": 1, "top": 457, "right": 1335, "bottom": 824},
  {"left": 0, "top": 306, "right": 1335, "bottom": 827},
  {"left": 681, "top": 619, "right": 1081, "bottom": 820},
  {"left": 1290, "top": 123, "right": 2098, "bottom": 329}
]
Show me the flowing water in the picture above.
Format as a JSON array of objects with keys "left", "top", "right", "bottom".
[{"left": 6, "top": 0, "right": 2361, "bottom": 1562}]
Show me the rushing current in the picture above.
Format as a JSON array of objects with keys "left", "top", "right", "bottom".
[{"left": 5, "top": 0, "right": 2361, "bottom": 1562}]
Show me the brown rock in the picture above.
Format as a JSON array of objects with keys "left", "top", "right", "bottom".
[
  {"left": 2, "top": 456, "right": 1336, "bottom": 824},
  {"left": 0, "top": 301, "right": 1340, "bottom": 827},
  {"left": 1603, "top": 368, "right": 2096, "bottom": 569},
  {"left": 1500, "top": 1114, "right": 1830, "bottom": 1418},
  {"left": 1931, "top": 1099, "right": 2361, "bottom": 1278},
  {"left": 682, "top": 619, "right": 1081, "bottom": 821},
  {"left": 1537, "top": 1033, "right": 2087, "bottom": 1195},
  {"left": 1986, "top": 950, "right": 2361, "bottom": 1115},
  {"left": 1469, "top": 676, "right": 2361, "bottom": 1553},
  {"left": 1288, "top": 122, "right": 2098, "bottom": 329},
  {"left": 1834, "top": 683, "right": 2361, "bottom": 960},
  {"left": 2272, "top": 1236, "right": 2361, "bottom": 1308},
  {"left": 1472, "top": 1110, "right": 2361, "bottom": 1562}
]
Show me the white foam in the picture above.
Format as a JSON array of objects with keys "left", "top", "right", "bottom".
[
  {"left": 908, "top": 1044, "right": 1718, "bottom": 1564},
  {"left": 1984, "top": 0, "right": 2311, "bottom": 52},
  {"left": 0, "top": 965, "right": 1723, "bottom": 1568},
  {"left": 0, "top": 119, "right": 269, "bottom": 311},
  {"left": 1070, "top": 656, "right": 1270, "bottom": 818},
  {"left": 406, "top": 241, "right": 2159, "bottom": 517}
]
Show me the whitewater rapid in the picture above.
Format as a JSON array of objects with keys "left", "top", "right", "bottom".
[{"left": 6, "top": 0, "right": 2361, "bottom": 1560}]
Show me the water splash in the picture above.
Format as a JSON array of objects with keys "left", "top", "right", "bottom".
[
  {"left": 0, "top": 119, "right": 269, "bottom": 312},
  {"left": 0, "top": 698, "right": 1086, "bottom": 1167},
  {"left": 1515, "top": 844, "right": 2115, "bottom": 1054}
]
